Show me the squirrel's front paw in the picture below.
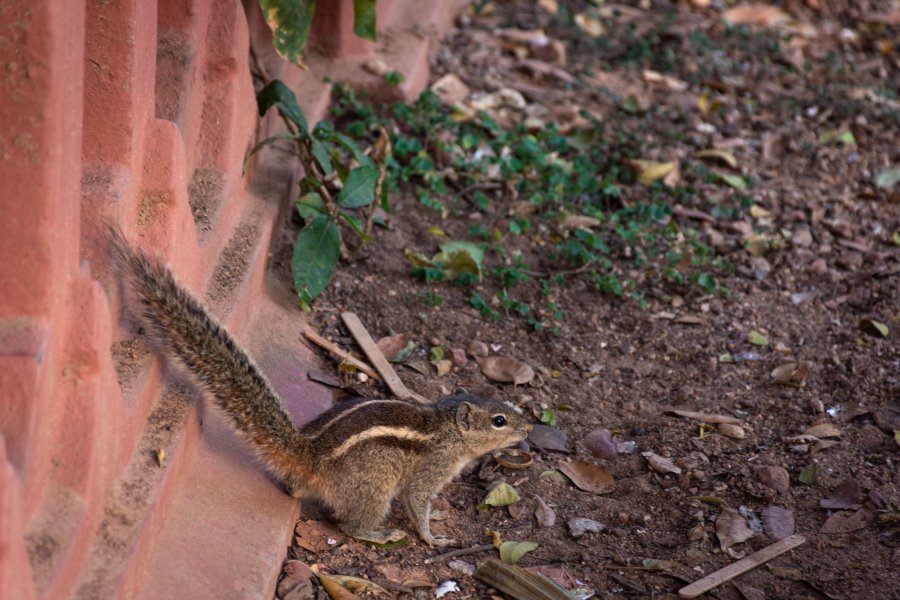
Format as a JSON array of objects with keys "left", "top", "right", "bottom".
[{"left": 425, "top": 535, "right": 459, "bottom": 548}]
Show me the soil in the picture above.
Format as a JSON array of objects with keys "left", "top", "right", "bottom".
[{"left": 275, "top": 1, "right": 899, "bottom": 599}]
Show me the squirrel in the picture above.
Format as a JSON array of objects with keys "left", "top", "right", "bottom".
[{"left": 109, "top": 230, "right": 532, "bottom": 547}]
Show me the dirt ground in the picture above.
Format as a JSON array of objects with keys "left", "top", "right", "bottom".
[{"left": 273, "top": 1, "right": 899, "bottom": 598}]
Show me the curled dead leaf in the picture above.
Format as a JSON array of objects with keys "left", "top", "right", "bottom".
[
  {"left": 717, "top": 423, "right": 746, "bottom": 439},
  {"left": 493, "top": 448, "right": 534, "bottom": 470},
  {"left": 770, "top": 361, "right": 810, "bottom": 386},
  {"left": 534, "top": 495, "right": 556, "bottom": 528},
  {"left": 642, "top": 451, "right": 682, "bottom": 475},
  {"left": 557, "top": 460, "right": 615, "bottom": 494},
  {"left": 803, "top": 423, "right": 842, "bottom": 438},
  {"left": 716, "top": 507, "right": 755, "bottom": 550},
  {"left": 753, "top": 465, "right": 790, "bottom": 494},
  {"left": 476, "top": 355, "right": 535, "bottom": 385}
]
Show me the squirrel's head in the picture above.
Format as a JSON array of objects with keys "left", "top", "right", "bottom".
[{"left": 439, "top": 395, "right": 532, "bottom": 457}]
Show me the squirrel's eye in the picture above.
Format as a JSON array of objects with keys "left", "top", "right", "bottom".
[{"left": 492, "top": 415, "right": 507, "bottom": 428}]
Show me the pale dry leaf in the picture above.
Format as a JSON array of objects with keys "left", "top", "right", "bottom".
[
  {"left": 717, "top": 423, "right": 746, "bottom": 439},
  {"left": 722, "top": 3, "right": 791, "bottom": 27},
  {"left": 664, "top": 409, "right": 742, "bottom": 424},
  {"left": 534, "top": 495, "right": 556, "bottom": 527},
  {"left": 557, "top": 460, "right": 615, "bottom": 494},
  {"left": 642, "top": 451, "right": 682, "bottom": 475},
  {"left": 716, "top": 507, "right": 755, "bottom": 550},
  {"left": 433, "top": 359, "right": 452, "bottom": 377},
  {"left": 820, "top": 508, "right": 874, "bottom": 534},
  {"left": 476, "top": 355, "right": 535, "bottom": 385},
  {"left": 376, "top": 334, "right": 411, "bottom": 362},
  {"left": 431, "top": 74, "right": 470, "bottom": 106},
  {"left": 696, "top": 149, "right": 738, "bottom": 168},
  {"left": 467, "top": 340, "right": 489, "bottom": 358},
  {"left": 761, "top": 506, "right": 795, "bottom": 540},
  {"left": 770, "top": 361, "right": 810, "bottom": 386},
  {"left": 803, "top": 423, "right": 842, "bottom": 438},
  {"left": 820, "top": 478, "right": 862, "bottom": 509},
  {"left": 574, "top": 12, "right": 605, "bottom": 37},
  {"left": 363, "top": 58, "right": 391, "bottom": 76}
]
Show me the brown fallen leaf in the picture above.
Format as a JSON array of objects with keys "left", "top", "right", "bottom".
[
  {"left": 295, "top": 520, "right": 348, "bottom": 552},
  {"left": 528, "top": 424, "right": 569, "bottom": 452},
  {"left": 642, "top": 451, "right": 682, "bottom": 475},
  {"left": 820, "top": 478, "right": 862, "bottom": 510},
  {"left": 376, "top": 334, "right": 412, "bottom": 362},
  {"left": 534, "top": 495, "right": 556, "bottom": 527},
  {"left": 716, "top": 507, "right": 755, "bottom": 550},
  {"left": 476, "top": 355, "right": 535, "bottom": 385},
  {"left": 753, "top": 465, "right": 790, "bottom": 494},
  {"left": 820, "top": 508, "right": 874, "bottom": 534},
  {"left": 718, "top": 423, "right": 746, "bottom": 439},
  {"left": 584, "top": 428, "right": 617, "bottom": 460},
  {"left": 722, "top": 3, "right": 791, "bottom": 27},
  {"left": 770, "top": 361, "right": 810, "bottom": 387},
  {"left": 309, "top": 566, "right": 363, "bottom": 600},
  {"left": 803, "top": 423, "right": 842, "bottom": 438},
  {"left": 762, "top": 506, "right": 795, "bottom": 540},
  {"left": 557, "top": 460, "right": 615, "bottom": 494},
  {"left": 664, "top": 409, "right": 742, "bottom": 424}
]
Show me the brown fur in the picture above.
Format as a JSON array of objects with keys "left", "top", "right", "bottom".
[{"left": 110, "top": 230, "right": 532, "bottom": 546}]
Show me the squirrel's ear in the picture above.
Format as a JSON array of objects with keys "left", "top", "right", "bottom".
[{"left": 455, "top": 402, "right": 473, "bottom": 432}]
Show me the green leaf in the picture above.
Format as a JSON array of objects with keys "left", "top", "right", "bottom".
[
  {"left": 858, "top": 318, "right": 889, "bottom": 338},
  {"left": 292, "top": 214, "right": 340, "bottom": 310},
  {"left": 480, "top": 482, "right": 521, "bottom": 507},
  {"left": 798, "top": 463, "right": 817, "bottom": 485},
  {"left": 256, "top": 80, "right": 308, "bottom": 133},
  {"left": 435, "top": 241, "right": 484, "bottom": 281},
  {"left": 499, "top": 541, "right": 538, "bottom": 565},
  {"left": 819, "top": 129, "right": 855, "bottom": 146},
  {"left": 690, "top": 495, "right": 729, "bottom": 507},
  {"left": 747, "top": 330, "right": 769, "bottom": 346},
  {"left": 338, "top": 165, "right": 378, "bottom": 208},
  {"left": 296, "top": 192, "right": 325, "bottom": 220},
  {"left": 352, "top": 0, "right": 377, "bottom": 41},
  {"left": 339, "top": 212, "right": 369, "bottom": 241},
  {"left": 540, "top": 409, "right": 557, "bottom": 427},
  {"left": 310, "top": 139, "right": 333, "bottom": 175},
  {"left": 327, "top": 130, "right": 375, "bottom": 168},
  {"left": 258, "top": 0, "right": 317, "bottom": 67},
  {"left": 719, "top": 173, "right": 747, "bottom": 189},
  {"left": 875, "top": 167, "right": 900, "bottom": 189}
]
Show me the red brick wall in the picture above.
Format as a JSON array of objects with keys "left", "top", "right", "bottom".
[{"left": 0, "top": 0, "right": 466, "bottom": 597}]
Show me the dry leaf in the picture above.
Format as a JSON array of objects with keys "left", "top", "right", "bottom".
[
  {"left": 664, "top": 409, "right": 742, "bottom": 424},
  {"left": 762, "top": 506, "right": 795, "bottom": 540},
  {"left": 753, "top": 465, "right": 790, "bottom": 494},
  {"left": 803, "top": 423, "right": 842, "bottom": 438},
  {"left": 363, "top": 58, "right": 391, "bottom": 76},
  {"left": 584, "top": 428, "right": 617, "bottom": 460},
  {"left": 310, "top": 566, "right": 363, "bottom": 600},
  {"left": 534, "top": 496, "right": 556, "bottom": 528},
  {"left": 557, "top": 460, "right": 615, "bottom": 494},
  {"left": 467, "top": 340, "right": 489, "bottom": 357},
  {"left": 574, "top": 12, "right": 604, "bottom": 37},
  {"left": 376, "top": 334, "right": 412, "bottom": 362},
  {"left": 820, "top": 508, "right": 874, "bottom": 534},
  {"left": 696, "top": 149, "right": 738, "bottom": 168},
  {"left": 431, "top": 74, "right": 470, "bottom": 105},
  {"left": 770, "top": 361, "right": 810, "bottom": 386},
  {"left": 630, "top": 160, "right": 677, "bottom": 186},
  {"left": 716, "top": 507, "right": 755, "bottom": 550},
  {"left": 642, "top": 451, "right": 682, "bottom": 475},
  {"left": 722, "top": 3, "right": 791, "bottom": 27},
  {"left": 820, "top": 478, "right": 862, "bottom": 509},
  {"left": 433, "top": 359, "right": 452, "bottom": 376},
  {"left": 476, "top": 355, "right": 535, "bottom": 385},
  {"left": 718, "top": 423, "right": 746, "bottom": 439},
  {"left": 493, "top": 448, "right": 533, "bottom": 470},
  {"left": 528, "top": 424, "right": 569, "bottom": 452}
]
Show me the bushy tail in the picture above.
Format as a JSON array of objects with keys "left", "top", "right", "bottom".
[{"left": 110, "top": 229, "right": 308, "bottom": 484}]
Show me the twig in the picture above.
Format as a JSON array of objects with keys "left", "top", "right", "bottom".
[
  {"left": 424, "top": 544, "right": 495, "bottom": 565},
  {"left": 300, "top": 327, "right": 381, "bottom": 381},
  {"left": 678, "top": 534, "right": 807, "bottom": 599},
  {"left": 340, "top": 312, "right": 430, "bottom": 403}
]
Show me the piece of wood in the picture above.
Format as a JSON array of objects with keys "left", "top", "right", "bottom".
[
  {"left": 424, "top": 544, "right": 495, "bottom": 565},
  {"left": 474, "top": 559, "right": 573, "bottom": 600},
  {"left": 300, "top": 327, "right": 381, "bottom": 381},
  {"left": 678, "top": 534, "right": 806, "bottom": 598},
  {"left": 341, "top": 312, "right": 429, "bottom": 403}
]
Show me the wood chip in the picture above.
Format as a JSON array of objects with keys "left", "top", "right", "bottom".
[{"left": 678, "top": 535, "right": 806, "bottom": 598}]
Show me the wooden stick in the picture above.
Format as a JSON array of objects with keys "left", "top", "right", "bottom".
[
  {"left": 300, "top": 327, "right": 381, "bottom": 381},
  {"left": 678, "top": 534, "right": 806, "bottom": 598},
  {"left": 340, "top": 312, "right": 429, "bottom": 403}
]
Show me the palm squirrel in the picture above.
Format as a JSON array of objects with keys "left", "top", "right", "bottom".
[{"left": 110, "top": 231, "right": 531, "bottom": 547}]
